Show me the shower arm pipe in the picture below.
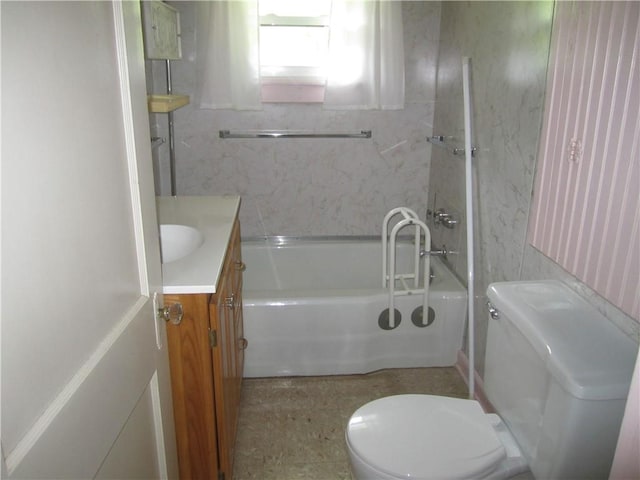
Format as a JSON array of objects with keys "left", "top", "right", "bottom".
[
  {"left": 166, "top": 59, "right": 177, "bottom": 196},
  {"left": 462, "top": 57, "right": 476, "bottom": 400}
]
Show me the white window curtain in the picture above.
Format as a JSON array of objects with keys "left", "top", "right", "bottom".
[
  {"left": 195, "top": 1, "right": 262, "bottom": 110},
  {"left": 194, "top": 0, "right": 404, "bottom": 111},
  {"left": 324, "top": 0, "right": 404, "bottom": 110}
]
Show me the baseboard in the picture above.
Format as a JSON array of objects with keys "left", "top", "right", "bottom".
[{"left": 455, "top": 350, "right": 496, "bottom": 413}]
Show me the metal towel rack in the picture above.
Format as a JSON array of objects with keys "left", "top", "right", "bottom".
[
  {"left": 427, "top": 135, "right": 476, "bottom": 156},
  {"left": 219, "top": 130, "right": 372, "bottom": 139}
]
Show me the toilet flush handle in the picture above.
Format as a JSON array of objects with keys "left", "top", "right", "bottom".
[{"left": 486, "top": 301, "right": 500, "bottom": 320}]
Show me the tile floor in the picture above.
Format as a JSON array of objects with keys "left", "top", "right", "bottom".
[{"left": 232, "top": 367, "right": 469, "bottom": 480}]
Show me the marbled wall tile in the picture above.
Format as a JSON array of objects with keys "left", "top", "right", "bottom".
[
  {"left": 156, "top": 1, "right": 441, "bottom": 237},
  {"left": 430, "top": 1, "right": 554, "bottom": 374},
  {"left": 431, "top": 0, "right": 637, "bottom": 379},
  {"left": 403, "top": 1, "right": 441, "bottom": 105},
  {"left": 521, "top": 245, "right": 640, "bottom": 343}
]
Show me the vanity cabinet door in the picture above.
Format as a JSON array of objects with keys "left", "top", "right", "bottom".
[
  {"left": 209, "top": 219, "right": 244, "bottom": 479},
  {"left": 210, "top": 273, "right": 233, "bottom": 479},
  {"left": 164, "top": 293, "right": 219, "bottom": 480},
  {"left": 230, "top": 220, "right": 246, "bottom": 416},
  {"left": 227, "top": 219, "right": 245, "bottom": 423}
]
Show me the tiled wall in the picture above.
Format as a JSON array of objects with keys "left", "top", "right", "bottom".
[
  {"left": 430, "top": 1, "right": 639, "bottom": 375},
  {"left": 152, "top": 1, "right": 441, "bottom": 237}
]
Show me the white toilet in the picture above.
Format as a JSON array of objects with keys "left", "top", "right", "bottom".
[{"left": 346, "top": 281, "right": 638, "bottom": 480}]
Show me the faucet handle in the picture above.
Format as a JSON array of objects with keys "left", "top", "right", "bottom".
[
  {"left": 432, "top": 208, "right": 458, "bottom": 229},
  {"left": 440, "top": 216, "right": 458, "bottom": 228}
]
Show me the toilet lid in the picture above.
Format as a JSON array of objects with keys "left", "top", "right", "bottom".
[{"left": 346, "top": 395, "right": 506, "bottom": 480}]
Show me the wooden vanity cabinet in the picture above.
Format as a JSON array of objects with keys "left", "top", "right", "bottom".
[{"left": 165, "top": 219, "right": 245, "bottom": 480}]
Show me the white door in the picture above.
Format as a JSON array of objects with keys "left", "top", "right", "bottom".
[{"left": 1, "top": 1, "right": 178, "bottom": 478}]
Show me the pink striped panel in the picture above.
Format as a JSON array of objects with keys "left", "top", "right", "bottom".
[{"left": 529, "top": 1, "right": 639, "bottom": 320}]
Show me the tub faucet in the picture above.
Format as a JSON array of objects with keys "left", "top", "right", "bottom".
[
  {"left": 420, "top": 245, "right": 449, "bottom": 259},
  {"left": 427, "top": 208, "right": 458, "bottom": 229}
]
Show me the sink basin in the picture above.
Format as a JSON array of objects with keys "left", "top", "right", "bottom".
[{"left": 160, "top": 224, "right": 204, "bottom": 263}]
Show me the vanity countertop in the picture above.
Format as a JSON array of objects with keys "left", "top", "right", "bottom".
[{"left": 157, "top": 195, "right": 241, "bottom": 294}]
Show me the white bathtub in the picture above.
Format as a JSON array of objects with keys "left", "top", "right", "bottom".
[{"left": 242, "top": 237, "right": 467, "bottom": 377}]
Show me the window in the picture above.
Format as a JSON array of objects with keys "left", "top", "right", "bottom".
[
  {"left": 195, "top": 0, "right": 404, "bottom": 110},
  {"left": 258, "top": 0, "right": 332, "bottom": 102}
]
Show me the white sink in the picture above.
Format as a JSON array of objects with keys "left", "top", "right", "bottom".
[{"left": 160, "top": 224, "right": 204, "bottom": 263}]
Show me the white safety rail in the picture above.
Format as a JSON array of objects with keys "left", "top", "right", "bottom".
[{"left": 382, "top": 208, "right": 432, "bottom": 329}]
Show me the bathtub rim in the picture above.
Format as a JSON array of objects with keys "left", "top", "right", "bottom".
[
  {"left": 243, "top": 234, "right": 419, "bottom": 246},
  {"left": 241, "top": 235, "right": 467, "bottom": 287}
]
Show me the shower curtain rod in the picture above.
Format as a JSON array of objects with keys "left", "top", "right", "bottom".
[{"left": 219, "top": 130, "right": 372, "bottom": 139}]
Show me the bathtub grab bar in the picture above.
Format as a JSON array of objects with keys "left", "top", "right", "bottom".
[{"left": 382, "top": 208, "right": 431, "bottom": 330}]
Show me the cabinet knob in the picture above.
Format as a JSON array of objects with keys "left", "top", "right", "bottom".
[{"left": 158, "top": 302, "right": 184, "bottom": 325}]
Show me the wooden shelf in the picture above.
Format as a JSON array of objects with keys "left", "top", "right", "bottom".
[{"left": 148, "top": 94, "right": 190, "bottom": 113}]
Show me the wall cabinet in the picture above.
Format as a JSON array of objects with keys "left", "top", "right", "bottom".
[
  {"left": 141, "top": 0, "right": 182, "bottom": 60},
  {"left": 164, "top": 219, "right": 246, "bottom": 480}
]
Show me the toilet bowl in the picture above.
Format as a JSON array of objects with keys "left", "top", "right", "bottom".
[{"left": 345, "top": 394, "right": 528, "bottom": 480}]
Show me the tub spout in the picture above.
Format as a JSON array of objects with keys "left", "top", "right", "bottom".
[{"left": 420, "top": 245, "right": 450, "bottom": 259}]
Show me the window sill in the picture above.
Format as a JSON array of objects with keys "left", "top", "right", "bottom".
[{"left": 261, "top": 84, "right": 325, "bottom": 103}]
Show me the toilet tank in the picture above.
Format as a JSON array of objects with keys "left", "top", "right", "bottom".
[{"left": 483, "top": 281, "right": 638, "bottom": 480}]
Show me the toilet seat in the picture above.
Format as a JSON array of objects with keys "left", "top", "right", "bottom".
[{"left": 346, "top": 395, "right": 507, "bottom": 480}]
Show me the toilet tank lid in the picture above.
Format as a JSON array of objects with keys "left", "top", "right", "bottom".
[{"left": 487, "top": 281, "right": 638, "bottom": 400}]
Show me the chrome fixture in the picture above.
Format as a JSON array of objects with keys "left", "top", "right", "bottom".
[
  {"left": 427, "top": 135, "right": 477, "bottom": 157},
  {"left": 166, "top": 60, "right": 177, "bottom": 196},
  {"left": 420, "top": 245, "right": 450, "bottom": 259},
  {"left": 427, "top": 208, "right": 458, "bottom": 229},
  {"left": 220, "top": 129, "right": 372, "bottom": 139},
  {"left": 486, "top": 301, "right": 500, "bottom": 320}
]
